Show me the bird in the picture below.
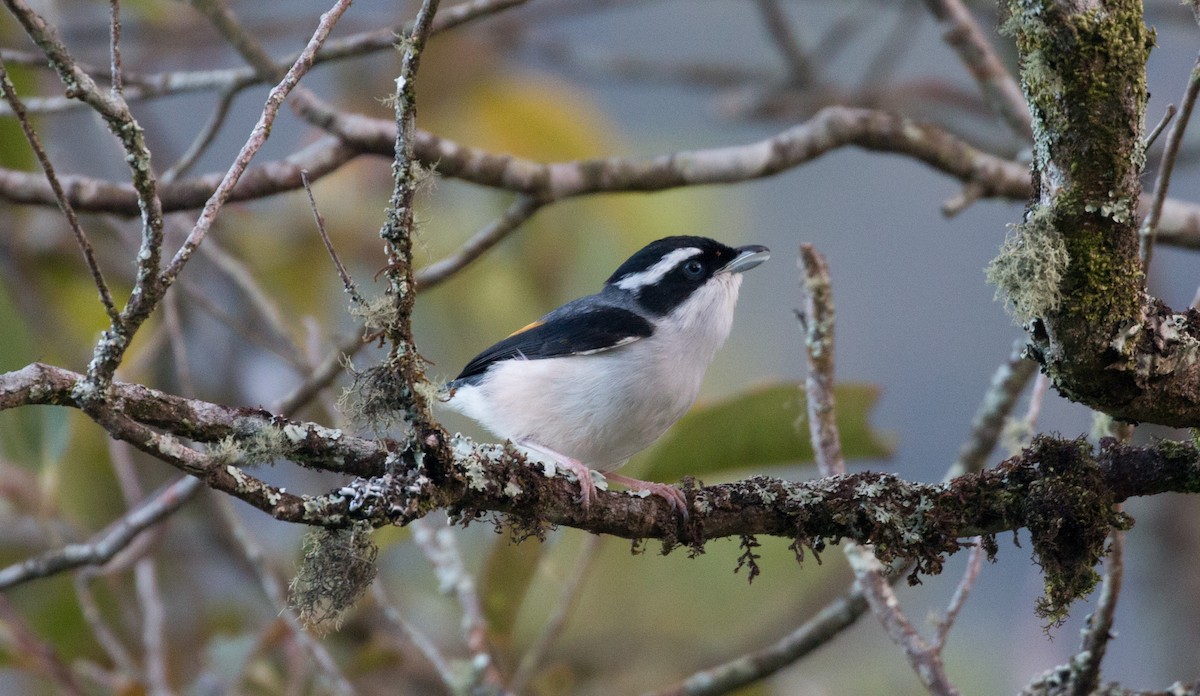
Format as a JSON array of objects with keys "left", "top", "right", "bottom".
[{"left": 441, "top": 236, "right": 770, "bottom": 518}]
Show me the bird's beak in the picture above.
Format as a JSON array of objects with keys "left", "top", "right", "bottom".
[{"left": 719, "top": 245, "right": 770, "bottom": 274}]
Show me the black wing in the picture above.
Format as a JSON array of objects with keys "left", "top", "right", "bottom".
[{"left": 454, "top": 306, "right": 653, "bottom": 382}]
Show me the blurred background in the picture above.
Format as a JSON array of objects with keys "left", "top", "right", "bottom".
[{"left": 1, "top": 0, "right": 1199, "bottom": 693}]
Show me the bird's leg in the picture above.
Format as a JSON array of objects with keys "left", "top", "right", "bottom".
[
  {"left": 514, "top": 438, "right": 598, "bottom": 509},
  {"left": 604, "top": 473, "right": 689, "bottom": 520}
]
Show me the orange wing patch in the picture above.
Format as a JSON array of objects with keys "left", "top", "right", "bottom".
[{"left": 507, "top": 320, "right": 544, "bottom": 338}]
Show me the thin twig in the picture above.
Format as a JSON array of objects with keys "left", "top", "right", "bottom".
[
  {"left": 0, "top": 0, "right": 530, "bottom": 118},
  {"left": 414, "top": 194, "right": 543, "bottom": 290},
  {"left": 1067, "top": 523, "right": 1124, "bottom": 696},
  {"left": 843, "top": 547, "right": 960, "bottom": 695},
  {"left": 161, "top": 86, "right": 238, "bottom": 183},
  {"left": 303, "top": 170, "right": 363, "bottom": 305},
  {"left": 161, "top": 0, "right": 353, "bottom": 285},
  {"left": 754, "top": 0, "right": 815, "bottom": 87},
  {"left": 73, "top": 574, "right": 138, "bottom": 677},
  {"left": 799, "top": 244, "right": 959, "bottom": 696},
  {"left": 1145, "top": 104, "right": 1177, "bottom": 149},
  {"left": 108, "top": 440, "right": 172, "bottom": 696},
  {"left": 0, "top": 476, "right": 202, "bottom": 590},
  {"left": 273, "top": 332, "right": 366, "bottom": 416},
  {"left": 859, "top": 0, "right": 923, "bottom": 91},
  {"left": 1140, "top": 50, "right": 1200, "bottom": 270},
  {"left": 947, "top": 341, "right": 1037, "bottom": 479},
  {"left": 932, "top": 539, "right": 984, "bottom": 651},
  {"left": 377, "top": 0, "right": 441, "bottom": 422},
  {"left": 509, "top": 535, "right": 603, "bottom": 693},
  {"left": 108, "top": 0, "right": 123, "bottom": 96},
  {"left": 1003, "top": 372, "right": 1049, "bottom": 456},
  {"left": 2, "top": 0, "right": 165, "bottom": 389},
  {"left": 163, "top": 292, "right": 196, "bottom": 397},
  {"left": 371, "top": 580, "right": 460, "bottom": 692},
  {"left": 196, "top": 235, "right": 305, "bottom": 366},
  {"left": 922, "top": 0, "right": 1032, "bottom": 139},
  {"left": 0, "top": 60, "right": 120, "bottom": 323},
  {"left": 798, "top": 244, "right": 842, "bottom": 477},
  {"left": 134, "top": 560, "right": 171, "bottom": 696},
  {"left": 410, "top": 516, "right": 506, "bottom": 690},
  {"left": 190, "top": 0, "right": 281, "bottom": 79}
]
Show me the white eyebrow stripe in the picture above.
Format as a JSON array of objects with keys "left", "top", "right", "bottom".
[{"left": 615, "top": 247, "right": 701, "bottom": 291}]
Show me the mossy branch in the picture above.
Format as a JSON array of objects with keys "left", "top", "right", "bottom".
[
  {"left": 996, "top": 0, "right": 1200, "bottom": 426},
  {"left": 6, "top": 361, "right": 1200, "bottom": 620}
]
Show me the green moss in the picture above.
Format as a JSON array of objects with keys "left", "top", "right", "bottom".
[
  {"left": 1008, "top": 436, "right": 1130, "bottom": 627},
  {"left": 999, "top": 0, "right": 1151, "bottom": 358}
]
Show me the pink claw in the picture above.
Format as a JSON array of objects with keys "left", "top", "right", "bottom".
[{"left": 606, "top": 473, "right": 690, "bottom": 521}]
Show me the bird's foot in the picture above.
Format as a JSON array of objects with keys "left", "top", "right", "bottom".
[
  {"left": 605, "top": 473, "right": 689, "bottom": 521},
  {"left": 515, "top": 439, "right": 598, "bottom": 510}
]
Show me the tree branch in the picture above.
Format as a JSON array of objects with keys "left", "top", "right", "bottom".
[
  {"left": 3, "top": 362, "right": 1197, "bottom": 618},
  {"left": 996, "top": 0, "right": 1200, "bottom": 428}
]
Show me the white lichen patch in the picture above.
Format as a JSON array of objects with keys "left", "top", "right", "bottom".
[
  {"left": 855, "top": 480, "right": 887, "bottom": 498},
  {"left": 1084, "top": 192, "right": 1134, "bottom": 224},
  {"left": 155, "top": 433, "right": 191, "bottom": 460},
  {"left": 226, "top": 464, "right": 249, "bottom": 486},
  {"left": 311, "top": 425, "right": 343, "bottom": 441},
  {"left": 460, "top": 458, "right": 489, "bottom": 491},
  {"left": 282, "top": 423, "right": 309, "bottom": 444},
  {"left": 502, "top": 481, "right": 523, "bottom": 498},
  {"left": 786, "top": 487, "right": 821, "bottom": 506},
  {"left": 1109, "top": 320, "right": 1141, "bottom": 355},
  {"left": 626, "top": 488, "right": 651, "bottom": 498}
]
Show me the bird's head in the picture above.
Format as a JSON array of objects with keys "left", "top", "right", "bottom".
[{"left": 605, "top": 236, "right": 770, "bottom": 320}]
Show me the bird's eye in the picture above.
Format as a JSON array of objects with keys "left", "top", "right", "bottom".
[{"left": 683, "top": 260, "right": 704, "bottom": 278}]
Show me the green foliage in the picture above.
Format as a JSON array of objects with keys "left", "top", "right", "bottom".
[{"left": 634, "top": 382, "right": 892, "bottom": 483}]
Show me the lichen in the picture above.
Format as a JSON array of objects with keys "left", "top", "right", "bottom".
[
  {"left": 289, "top": 523, "right": 379, "bottom": 635},
  {"left": 986, "top": 207, "right": 1069, "bottom": 323}
]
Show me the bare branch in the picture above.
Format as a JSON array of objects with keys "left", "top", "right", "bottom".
[
  {"left": 800, "top": 245, "right": 958, "bottom": 694},
  {"left": 372, "top": 580, "right": 459, "bottom": 692},
  {"left": 509, "top": 535, "right": 603, "bottom": 693},
  {"left": 414, "top": 194, "right": 543, "bottom": 290},
  {"left": 948, "top": 341, "right": 1038, "bottom": 480},
  {"left": 303, "top": 170, "right": 363, "bottom": 305},
  {"left": 161, "top": 0, "right": 352, "bottom": 286},
  {"left": 411, "top": 516, "right": 507, "bottom": 690},
  {"left": 1140, "top": 50, "right": 1200, "bottom": 269},
  {"left": 932, "top": 539, "right": 984, "bottom": 651},
  {"left": 0, "top": 477, "right": 202, "bottom": 590},
  {"left": 923, "top": 0, "right": 1032, "bottom": 139},
  {"left": 754, "top": 0, "right": 815, "bottom": 86},
  {"left": 0, "top": 60, "right": 119, "bottom": 323},
  {"left": 798, "top": 244, "right": 842, "bottom": 478},
  {"left": 375, "top": 0, "right": 441, "bottom": 424}
]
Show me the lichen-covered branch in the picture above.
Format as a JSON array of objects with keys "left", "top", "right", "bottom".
[
  {"left": 5, "top": 362, "right": 1200, "bottom": 620},
  {"left": 995, "top": 0, "right": 1200, "bottom": 427}
]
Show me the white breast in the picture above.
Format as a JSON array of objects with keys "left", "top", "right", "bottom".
[{"left": 446, "top": 273, "right": 743, "bottom": 470}]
